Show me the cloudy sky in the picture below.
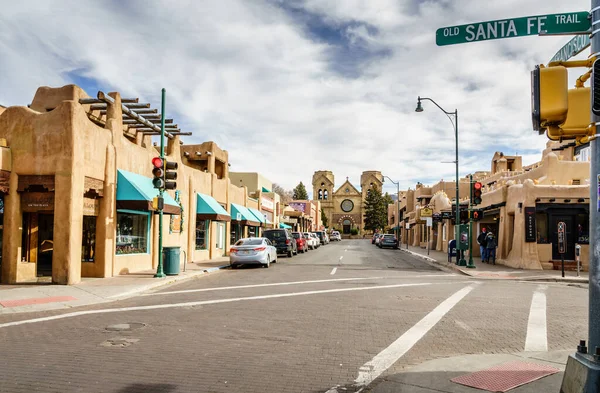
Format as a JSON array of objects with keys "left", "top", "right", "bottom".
[{"left": 0, "top": 0, "right": 590, "bottom": 195}]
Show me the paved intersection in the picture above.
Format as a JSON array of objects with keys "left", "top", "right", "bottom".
[{"left": 0, "top": 240, "right": 588, "bottom": 392}]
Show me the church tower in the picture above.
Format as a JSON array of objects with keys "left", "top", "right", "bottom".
[
  {"left": 312, "top": 170, "right": 334, "bottom": 202},
  {"left": 360, "top": 171, "right": 383, "bottom": 201}
]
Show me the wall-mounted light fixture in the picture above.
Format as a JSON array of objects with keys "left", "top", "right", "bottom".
[{"left": 578, "top": 198, "right": 586, "bottom": 202}]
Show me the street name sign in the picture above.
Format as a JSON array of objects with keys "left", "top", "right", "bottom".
[
  {"left": 550, "top": 34, "right": 590, "bottom": 63},
  {"left": 437, "top": 11, "right": 590, "bottom": 46}
]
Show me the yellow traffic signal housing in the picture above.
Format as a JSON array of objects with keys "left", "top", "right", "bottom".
[
  {"left": 531, "top": 65, "right": 568, "bottom": 133},
  {"left": 547, "top": 87, "right": 592, "bottom": 140}
]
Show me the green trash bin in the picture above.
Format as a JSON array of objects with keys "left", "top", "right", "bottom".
[{"left": 162, "top": 247, "right": 181, "bottom": 275}]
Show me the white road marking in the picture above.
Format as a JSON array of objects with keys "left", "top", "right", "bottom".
[
  {"left": 345, "top": 249, "right": 348, "bottom": 252},
  {"left": 0, "top": 282, "right": 455, "bottom": 329},
  {"left": 525, "top": 285, "right": 548, "bottom": 352},
  {"left": 343, "top": 284, "right": 478, "bottom": 392},
  {"left": 140, "top": 274, "right": 456, "bottom": 297},
  {"left": 330, "top": 267, "right": 337, "bottom": 275},
  {"left": 339, "top": 256, "right": 344, "bottom": 261}
]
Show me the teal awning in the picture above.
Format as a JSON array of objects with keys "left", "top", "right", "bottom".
[
  {"left": 247, "top": 207, "right": 267, "bottom": 225},
  {"left": 261, "top": 187, "right": 271, "bottom": 193},
  {"left": 279, "top": 223, "right": 292, "bottom": 229},
  {"left": 231, "top": 203, "right": 260, "bottom": 226},
  {"left": 117, "top": 170, "right": 180, "bottom": 215},
  {"left": 197, "top": 193, "right": 230, "bottom": 222}
]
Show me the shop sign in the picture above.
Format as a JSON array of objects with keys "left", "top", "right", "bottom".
[
  {"left": 558, "top": 221, "right": 567, "bottom": 254},
  {"left": 262, "top": 210, "right": 273, "bottom": 222},
  {"left": 420, "top": 207, "right": 433, "bottom": 217},
  {"left": 289, "top": 202, "right": 306, "bottom": 212},
  {"left": 261, "top": 196, "right": 274, "bottom": 211},
  {"left": 441, "top": 211, "right": 453, "bottom": 220},
  {"left": 524, "top": 207, "right": 536, "bottom": 242},
  {"left": 22, "top": 192, "right": 54, "bottom": 212},
  {"left": 433, "top": 212, "right": 442, "bottom": 223},
  {"left": 83, "top": 198, "right": 100, "bottom": 216},
  {"left": 287, "top": 218, "right": 298, "bottom": 224}
]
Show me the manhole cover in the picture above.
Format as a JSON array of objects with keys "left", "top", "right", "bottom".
[{"left": 105, "top": 322, "right": 146, "bottom": 332}]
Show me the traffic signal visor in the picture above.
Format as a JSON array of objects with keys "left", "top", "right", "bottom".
[
  {"left": 547, "top": 87, "right": 591, "bottom": 140},
  {"left": 473, "top": 182, "right": 482, "bottom": 205},
  {"left": 531, "top": 65, "right": 568, "bottom": 132}
]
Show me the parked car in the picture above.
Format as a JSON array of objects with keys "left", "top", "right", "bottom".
[
  {"left": 230, "top": 237, "right": 277, "bottom": 268},
  {"left": 263, "top": 228, "right": 297, "bottom": 257},
  {"left": 374, "top": 234, "right": 383, "bottom": 246},
  {"left": 372, "top": 233, "right": 379, "bottom": 244},
  {"left": 378, "top": 234, "right": 399, "bottom": 249},
  {"left": 310, "top": 233, "right": 321, "bottom": 248},
  {"left": 330, "top": 231, "right": 341, "bottom": 241},
  {"left": 292, "top": 232, "right": 309, "bottom": 253},
  {"left": 303, "top": 232, "right": 319, "bottom": 249},
  {"left": 313, "top": 231, "right": 327, "bottom": 245}
]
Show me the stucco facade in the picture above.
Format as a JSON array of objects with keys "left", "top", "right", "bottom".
[
  {"left": 312, "top": 170, "right": 383, "bottom": 234},
  {"left": 395, "top": 144, "right": 591, "bottom": 271},
  {"left": 0, "top": 85, "right": 275, "bottom": 285}
]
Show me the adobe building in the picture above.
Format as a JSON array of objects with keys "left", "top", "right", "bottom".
[
  {"left": 396, "top": 144, "right": 590, "bottom": 271},
  {"left": 0, "top": 85, "right": 272, "bottom": 285},
  {"left": 229, "top": 172, "right": 281, "bottom": 231},
  {"left": 312, "top": 170, "right": 383, "bottom": 234}
]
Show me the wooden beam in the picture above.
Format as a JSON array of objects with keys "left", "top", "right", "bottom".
[
  {"left": 102, "top": 108, "right": 157, "bottom": 115},
  {"left": 128, "top": 124, "right": 178, "bottom": 128}
]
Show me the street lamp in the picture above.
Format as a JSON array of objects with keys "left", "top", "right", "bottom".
[
  {"left": 415, "top": 96, "right": 468, "bottom": 266},
  {"left": 383, "top": 176, "right": 400, "bottom": 245}
]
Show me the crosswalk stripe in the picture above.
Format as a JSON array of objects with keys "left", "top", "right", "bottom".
[{"left": 525, "top": 284, "right": 548, "bottom": 352}]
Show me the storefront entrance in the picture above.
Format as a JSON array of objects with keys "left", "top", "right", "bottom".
[
  {"left": 21, "top": 212, "right": 54, "bottom": 277},
  {"left": 343, "top": 219, "right": 351, "bottom": 234}
]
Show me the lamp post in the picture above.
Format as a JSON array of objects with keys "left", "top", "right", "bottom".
[
  {"left": 383, "top": 176, "right": 400, "bottom": 245},
  {"left": 416, "top": 97, "right": 466, "bottom": 265}
]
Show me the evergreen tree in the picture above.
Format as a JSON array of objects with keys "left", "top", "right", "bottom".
[
  {"left": 321, "top": 207, "right": 328, "bottom": 228},
  {"left": 383, "top": 192, "right": 394, "bottom": 207},
  {"left": 293, "top": 181, "right": 309, "bottom": 200},
  {"left": 363, "top": 188, "right": 387, "bottom": 232}
]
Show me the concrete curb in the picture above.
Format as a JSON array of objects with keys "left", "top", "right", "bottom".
[{"left": 400, "top": 248, "right": 470, "bottom": 276}]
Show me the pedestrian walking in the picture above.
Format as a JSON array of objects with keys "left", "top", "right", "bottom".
[
  {"left": 477, "top": 227, "right": 488, "bottom": 263},
  {"left": 485, "top": 232, "right": 497, "bottom": 265}
]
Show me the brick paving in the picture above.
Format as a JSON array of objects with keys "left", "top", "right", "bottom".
[{"left": 0, "top": 240, "right": 587, "bottom": 393}]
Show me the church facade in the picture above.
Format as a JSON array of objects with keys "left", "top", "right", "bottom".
[{"left": 312, "top": 170, "right": 383, "bottom": 234}]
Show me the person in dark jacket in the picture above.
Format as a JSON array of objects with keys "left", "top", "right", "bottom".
[
  {"left": 477, "top": 228, "right": 488, "bottom": 263},
  {"left": 485, "top": 232, "right": 497, "bottom": 264}
]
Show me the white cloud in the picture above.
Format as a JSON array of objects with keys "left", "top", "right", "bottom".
[{"left": 0, "top": 0, "right": 590, "bottom": 192}]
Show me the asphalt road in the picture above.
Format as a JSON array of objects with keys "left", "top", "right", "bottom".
[{"left": 0, "top": 240, "right": 588, "bottom": 393}]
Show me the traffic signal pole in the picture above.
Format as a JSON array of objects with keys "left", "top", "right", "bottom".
[
  {"left": 467, "top": 175, "right": 475, "bottom": 268},
  {"left": 154, "top": 88, "right": 166, "bottom": 278}
]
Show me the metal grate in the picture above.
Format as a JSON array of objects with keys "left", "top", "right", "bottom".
[{"left": 450, "top": 361, "right": 559, "bottom": 392}]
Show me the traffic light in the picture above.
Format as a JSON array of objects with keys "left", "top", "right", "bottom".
[
  {"left": 471, "top": 209, "right": 483, "bottom": 221},
  {"left": 152, "top": 157, "right": 165, "bottom": 189},
  {"left": 472, "top": 181, "right": 483, "bottom": 205},
  {"left": 547, "top": 87, "right": 592, "bottom": 140},
  {"left": 164, "top": 160, "right": 178, "bottom": 190},
  {"left": 531, "top": 65, "right": 568, "bottom": 134}
]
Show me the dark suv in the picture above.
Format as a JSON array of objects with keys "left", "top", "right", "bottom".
[
  {"left": 263, "top": 229, "right": 297, "bottom": 257},
  {"left": 313, "top": 231, "right": 326, "bottom": 245}
]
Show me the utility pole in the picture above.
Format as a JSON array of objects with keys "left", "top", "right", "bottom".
[{"left": 467, "top": 174, "right": 475, "bottom": 268}]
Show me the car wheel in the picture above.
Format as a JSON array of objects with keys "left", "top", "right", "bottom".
[
  {"left": 264, "top": 257, "right": 270, "bottom": 268},
  {"left": 231, "top": 264, "right": 237, "bottom": 269}
]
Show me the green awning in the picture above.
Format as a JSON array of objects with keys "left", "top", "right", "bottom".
[
  {"left": 117, "top": 170, "right": 180, "bottom": 215},
  {"left": 247, "top": 207, "right": 267, "bottom": 226},
  {"left": 231, "top": 203, "right": 260, "bottom": 226},
  {"left": 197, "top": 193, "right": 230, "bottom": 222},
  {"left": 261, "top": 187, "right": 271, "bottom": 193},
  {"left": 279, "top": 223, "right": 292, "bottom": 229}
]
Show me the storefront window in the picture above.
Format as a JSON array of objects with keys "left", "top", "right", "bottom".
[
  {"left": 196, "top": 220, "right": 209, "bottom": 250},
  {"left": 231, "top": 223, "right": 242, "bottom": 243},
  {"left": 116, "top": 211, "right": 149, "bottom": 255},
  {"left": 536, "top": 212, "right": 549, "bottom": 243},
  {"left": 248, "top": 226, "right": 257, "bottom": 238},
  {"left": 576, "top": 213, "right": 590, "bottom": 244},
  {"left": 82, "top": 216, "right": 96, "bottom": 262}
]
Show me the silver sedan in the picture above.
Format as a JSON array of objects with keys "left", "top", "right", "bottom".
[{"left": 230, "top": 237, "right": 277, "bottom": 268}]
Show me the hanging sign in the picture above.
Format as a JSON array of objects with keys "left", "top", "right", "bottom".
[
  {"left": 421, "top": 207, "right": 433, "bottom": 217},
  {"left": 524, "top": 207, "right": 536, "bottom": 242},
  {"left": 83, "top": 198, "right": 100, "bottom": 216},
  {"left": 22, "top": 192, "right": 54, "bottom": 212},
  {"left": 558, "top": 221, "right": 567, "bottom": 254}
]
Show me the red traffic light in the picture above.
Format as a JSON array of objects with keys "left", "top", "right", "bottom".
[
  {"left": 474, "top": 181, "right": 482, "bottom": 190},
  {"left": 152, "top": 157, "right": 163, "bottom": 168}
]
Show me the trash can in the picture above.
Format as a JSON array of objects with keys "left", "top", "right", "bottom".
[{"left": 162, "top": 247, "right": 181, "bottom": 275}]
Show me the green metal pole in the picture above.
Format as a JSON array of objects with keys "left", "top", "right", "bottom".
[
  {"left": 154, "top": 88, "right": 166, "bottom": 278},
  {"left": 467, "top": 174, "right": 475, "bottom": 268}
]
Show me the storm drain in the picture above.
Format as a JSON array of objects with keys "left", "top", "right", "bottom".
[
  {"left": 105, "top": 322, "right": 146, "bottom": 332},
  {"left": 450, "top": 361, "right": 559, "bottom": 392}
]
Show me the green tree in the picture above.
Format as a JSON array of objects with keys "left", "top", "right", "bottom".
[
  {"left": 383, "top": 192, "right": 394, "bottom": 207},
  {"left": 363, "top": 188, "right": 387, "bottom": 232},
  {"left": 292, "top": 181, "right": 309, "bottom": 200},
  {"left": 321, "top": 207, "right": 328, "bottom": 228}
]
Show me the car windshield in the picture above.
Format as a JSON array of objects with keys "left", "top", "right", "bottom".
[
  {"left": 292, "top": 233, "right": 301, "bottom": 238},
  {"left": 235, "top": 239, "right": 263, "bottom": 246},
  {"left": 383, "top": 235, "right": 395, "bottom": 239},
  {"left": 264, "top": 231, "right": 285, "bottom": 239}
]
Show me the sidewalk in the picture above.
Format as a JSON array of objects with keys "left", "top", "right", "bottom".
[
  {"left": 0, "top": 258, "right": 230, "bottom": 314},
  {"left": 370, "top": 350, "right": 571, "bottom": 393},
  {"left": 401, "top": 245, "right": 588, "bottom": 284}
]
